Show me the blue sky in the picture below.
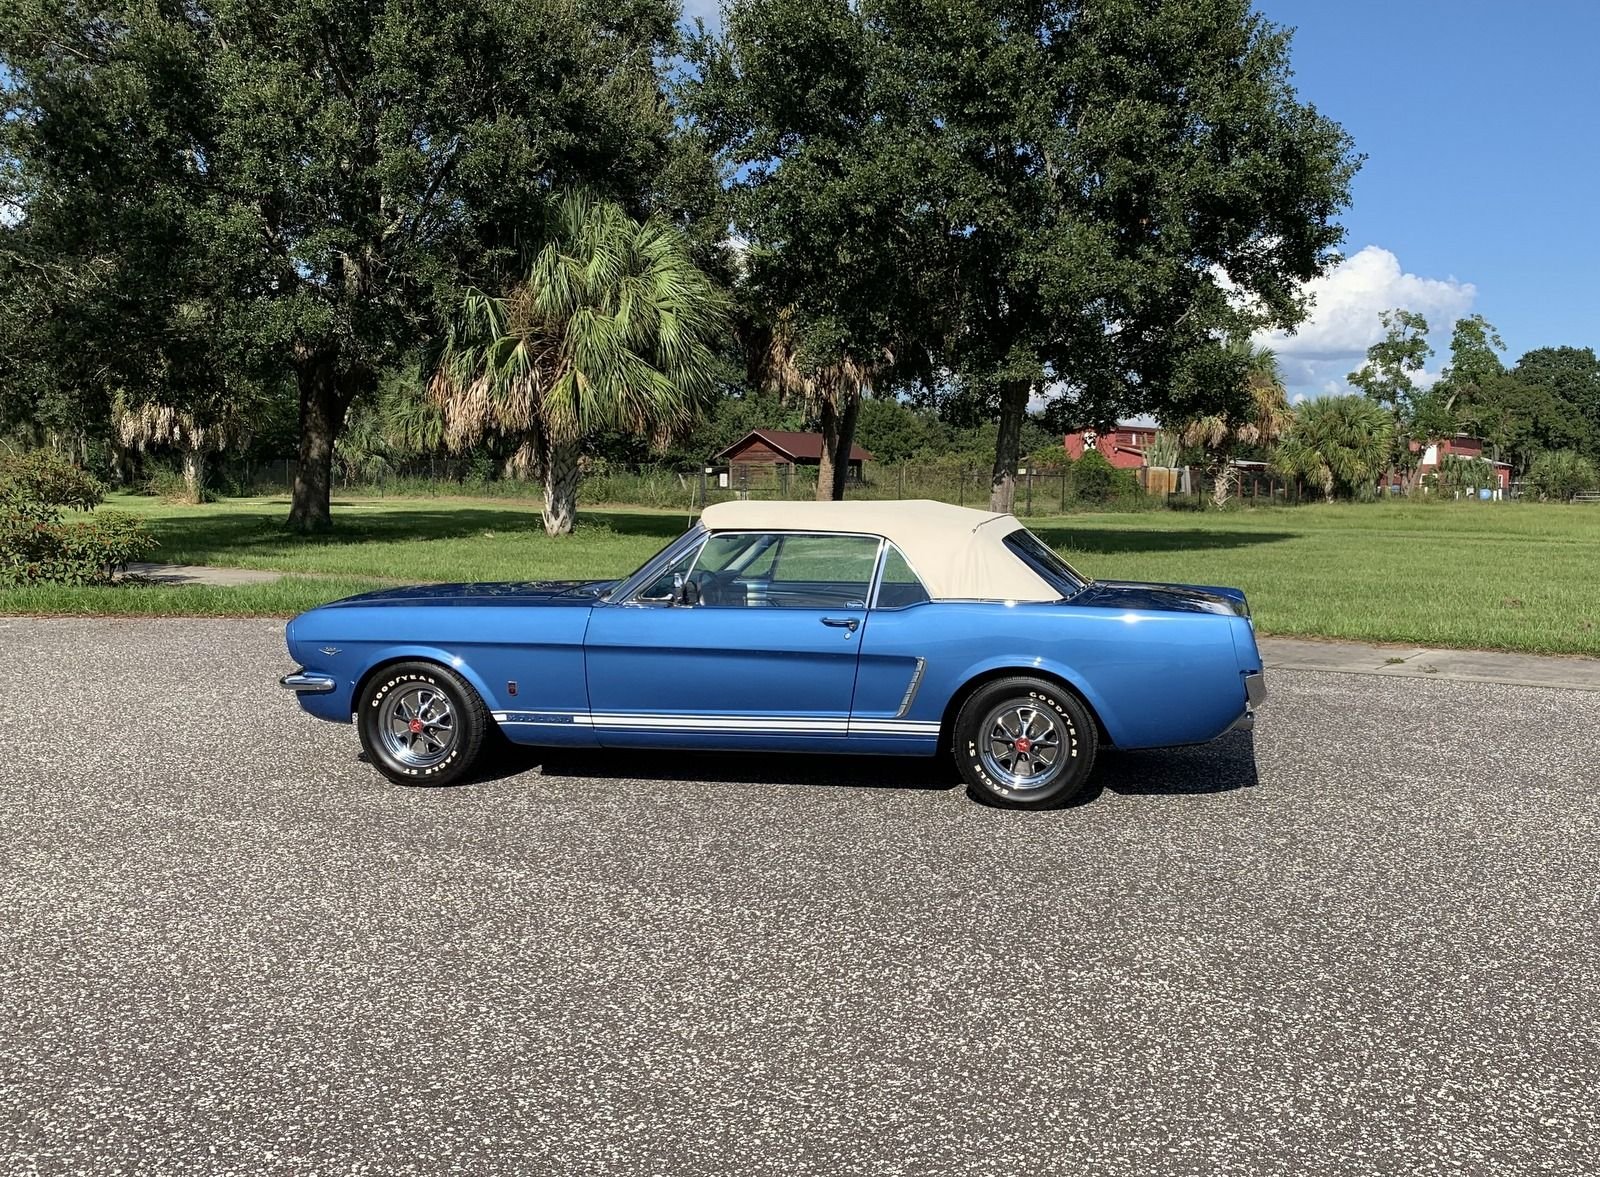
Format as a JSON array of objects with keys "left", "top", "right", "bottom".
[
  {"left": 681, "top": 0, "right": 1600, "bottom": 400},
  {"left": 1254, "top": 0, "right": 1600, "bottom": 399}
]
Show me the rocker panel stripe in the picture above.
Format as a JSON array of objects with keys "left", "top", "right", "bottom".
[{"left": 491, "top": 710, "right": 940, "bottom": 736}]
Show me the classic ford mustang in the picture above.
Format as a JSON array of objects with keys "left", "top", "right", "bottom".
[{"left": 281, "top": 499, "right": 1264, "bottom": 808}]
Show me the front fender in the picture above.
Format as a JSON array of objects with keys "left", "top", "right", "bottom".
[{"left": 288, "top": 643, "right": 505, "bottom": 726}]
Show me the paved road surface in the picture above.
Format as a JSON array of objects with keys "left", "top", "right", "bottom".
[{"left": 2, "top": 619, "right": 1597, "bottom": 1175}]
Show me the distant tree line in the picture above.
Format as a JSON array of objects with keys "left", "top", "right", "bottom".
[
  {"left": 3, "top": 0, "right": 1367, "bottom": 533},
  {"left": 1283, "top": 310, "right": 1600, "bottom": 501}
]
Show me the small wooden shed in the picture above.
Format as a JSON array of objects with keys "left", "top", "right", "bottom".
[{"left": 714, "top": 430, "right": 875, "bottom": 487}]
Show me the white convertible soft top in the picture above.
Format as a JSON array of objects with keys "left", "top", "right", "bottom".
[{"left": 698, "top": 498, "right": 1061, "bottom": 602}]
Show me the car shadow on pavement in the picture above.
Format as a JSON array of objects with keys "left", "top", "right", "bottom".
[
  {"left": 491, "top": 744, "right": 958, "bottom": 793},
  {"left": 469, "top": 731, "right": 1258, "bottom": 801},
  {"left": 1087, "top": 731, "right": 1260, "bottom": 799}
]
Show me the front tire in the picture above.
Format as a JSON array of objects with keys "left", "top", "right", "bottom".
[
  {"left": 357, "top": 661, "right": 488, "bottom": 786},
  {"left": 953, "top": 677, "right": 1098, "bottom": 809}
]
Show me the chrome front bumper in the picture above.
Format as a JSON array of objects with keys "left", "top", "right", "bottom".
[
  {"left": 280, "top": 671, "right": 336, "bottom": 694},
  {"left": 1229, "top": 670, "right": 1267, "bottom": 732}
]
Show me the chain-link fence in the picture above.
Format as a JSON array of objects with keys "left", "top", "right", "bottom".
[{"left": 225, "top": 457, "right": 1305, "bottom": 515}]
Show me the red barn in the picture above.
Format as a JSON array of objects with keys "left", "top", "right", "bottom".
[
  {"left": 1379, "top": 434, "right": 1512, "bottom": 493},
  {"left": 1063, "top": 424, "right": 1155, "bottom": 469},
  {"left": 1417, "top": 435, "right": 1512, "bottom": 490}
]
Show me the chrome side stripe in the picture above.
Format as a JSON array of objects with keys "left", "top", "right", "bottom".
[{"left": 490, "top": 710, "right": 939, "bottom": 736}]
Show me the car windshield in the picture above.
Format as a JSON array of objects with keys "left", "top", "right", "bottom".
[{"left": 1002, "top": 528, "right": 1090, "bottom": 596}]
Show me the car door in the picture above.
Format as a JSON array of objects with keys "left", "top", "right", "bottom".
[{"left": 583, "top": 531, "right": 883, "bottom": 749}]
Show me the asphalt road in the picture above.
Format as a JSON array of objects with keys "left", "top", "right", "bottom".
[{"left": 2, "top": 619, "right": 1597, "bottom": 1176}]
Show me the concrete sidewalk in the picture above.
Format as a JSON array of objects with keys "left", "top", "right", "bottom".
[
  {"left": 124, "top": 562, "right": 284, "bottom": 587},
  {"left": 1258, "top": 636, "right": 1600, "bottom": 693}
]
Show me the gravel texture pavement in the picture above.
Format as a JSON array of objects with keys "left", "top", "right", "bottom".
[{"left": 2, "top": 618, "right": 1597, "bottom": 1176}]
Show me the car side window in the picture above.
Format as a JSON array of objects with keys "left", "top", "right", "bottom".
[
  {"left": 690, "top": 532, "right": 880, "bottom": 608},
  {"left": 635, "top": 542, "right": 704, "bottom": 602},
  {"left": 874, "top": 543, "right": 930, "bottom": 608}
]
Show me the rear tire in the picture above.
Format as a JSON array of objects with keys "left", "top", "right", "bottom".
[
  {"left": 357, "top": 661, "right": 488, "bottom": 787},
  {"left": 952, "top": 676, "right": 1098, "bottom": 809}
]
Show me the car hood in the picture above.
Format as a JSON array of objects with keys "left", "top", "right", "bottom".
[
  {"left": 322, "top": 580, "right": 615, "bottom": 608},
  {"left": 1065, "top": 579, "right": 1248, "bottom": 617}
]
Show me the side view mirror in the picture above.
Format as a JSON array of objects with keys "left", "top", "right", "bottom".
[{"left": 672, "top": 573, "right": 700, "bottom": 606}]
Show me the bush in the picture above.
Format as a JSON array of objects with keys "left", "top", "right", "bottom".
[
  {"left": 0, "top": 449, "right": 104, "bottom": 510},
  {"left": 0, "top": 451, "right": 157, "bottom": 585},
  {"left": 141, "top": 462, "right": 215, "bottom": 503},
  {"left": 1431, "top": 453, "right": 1498, "bottom": 496},
  {"left": 1526, "top": 450, "right": 1599, "bottom": 502},
  {"left": 1067, "top": 449, "right": 1139, "bottom": 505}
]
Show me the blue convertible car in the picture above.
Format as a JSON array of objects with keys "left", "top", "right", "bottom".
[{"left": 281, "top": 499, "right": 1264, "bottom": 808}]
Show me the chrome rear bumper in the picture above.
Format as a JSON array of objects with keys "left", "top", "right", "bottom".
[
  {"left": 1229, "top": 670, "right": 1267, "bottom": 732},
  {"left": 280, "top": 671, "right": 336, "bottom": 693}
]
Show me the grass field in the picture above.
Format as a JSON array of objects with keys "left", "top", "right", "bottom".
[{"left": 6, "top": 492, "right": 1599, "bottom": 655}]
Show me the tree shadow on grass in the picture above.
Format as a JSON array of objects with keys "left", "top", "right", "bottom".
[
  {"left": 1029, "top": 525, "right": 1298, "bottom": 556},
  {"left": 147, "top": 503, "right": 693, "bottom": 565}
]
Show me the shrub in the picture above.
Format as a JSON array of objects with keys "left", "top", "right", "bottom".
[
  {"left": 1432, "top": 453, "right": 1498, "bottom": 496},
  {"left": 0, "top": 449, "right": 105, "bottom": 510},
  {"left": 141, "top": 462, "right": 215, "bottom": 503},
  {"left": 1068, "top": 449, "right": 1138, "bottom": 505},
  {"left": 1068, "top": 448, "right": 1116, "bottom": 503},
  {"left": 1526, "top": 449, "right": 1598, "bottom": 502},
  {"left": 0, "top": 451, "right": 157, "bottom": 585}
]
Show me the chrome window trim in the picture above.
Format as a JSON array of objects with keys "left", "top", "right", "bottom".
[
  {"left": 868, "top": 540, "right": 933, "bottom": 611},
  {"left": 626, "top": 528, "right": 887, "bottom": 611},
  {"left": 613, "top": 523, "right": 708, "bottom": 605}
]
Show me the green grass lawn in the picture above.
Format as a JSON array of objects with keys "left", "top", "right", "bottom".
[{"left": 6, "top": 492, "right": 1599, "bottom": 656}]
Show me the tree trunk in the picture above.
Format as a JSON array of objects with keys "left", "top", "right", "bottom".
[
  {"left": 1209, "top": 460, "right": 1234, "bottom": 509},
  {"left": 543, "top": 439, "right": 580, "bottom": 536},
  {"left": 815, "top": 389, "right": 863, "bottom": 502},
  {"left": 287, "top": 354, "right": 351, "bottom": 533},
  {"left": 181, "top": 446, "right": 205, "bottom": 505},
  {"left": 989, "top": 379, "right": 1030, "bottom": 512}
]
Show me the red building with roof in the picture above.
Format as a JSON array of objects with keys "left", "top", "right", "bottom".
[
  {"left": 1379, "top": 434, "right": 1512, "bottom": 493},
  {"left": 1063, "top": 424, "right": 1156, "bottom": 469},
  {"left": 1418, "top": 435, "right": 1512, "bottom": 490}
]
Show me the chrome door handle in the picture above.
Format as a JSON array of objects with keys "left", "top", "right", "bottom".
[{"left": 821, "top": 617, "right": 859, "bottom": 633}]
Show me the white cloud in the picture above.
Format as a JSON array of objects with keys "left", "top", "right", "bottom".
[{"left": 1255, "top": 246, "right": 1475, "bottom": 400}]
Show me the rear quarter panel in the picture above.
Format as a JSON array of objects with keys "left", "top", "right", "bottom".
[{"left": 858, "top": 601, "right": 1248, "bottom": 748}]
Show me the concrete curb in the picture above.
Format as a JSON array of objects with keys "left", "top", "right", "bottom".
[{"left": 1258, "top": 637, "right": 1600, "bottom": 693}]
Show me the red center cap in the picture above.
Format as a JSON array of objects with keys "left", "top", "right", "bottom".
[
  {"left": 409, "top": 718, "right": 424, "bottom": 734},
  {"left": 1014, "top": 737, "right": 1032, "bottom": 753}
]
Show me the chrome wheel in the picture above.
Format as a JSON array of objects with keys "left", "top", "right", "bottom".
[
  {"left": 378, "top": 685, "right": 457, "bottom": 768},
  {"left": 978, "top": 701, "right": 1064, "bottom": 791}
]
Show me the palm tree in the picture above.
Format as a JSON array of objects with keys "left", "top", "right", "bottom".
[
  {"left": 1181, "top": 341, "right": 1295, "bottom": 508},
  {"left": 113, "top": 393, "right": 251, "bottom": 504},
  {"left": 1271, "top": 395, "right": 1394, "bottom": 502},
  {"left": 742, "top": 307, "right": 887, "bottom": 501},
  {"left": 429, "top": 192, "right": 727, "bottom": 536}
]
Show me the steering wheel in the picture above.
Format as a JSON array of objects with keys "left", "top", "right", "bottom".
[{"left": 689, "top": 569, "right": 731, "bottom": 606}]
